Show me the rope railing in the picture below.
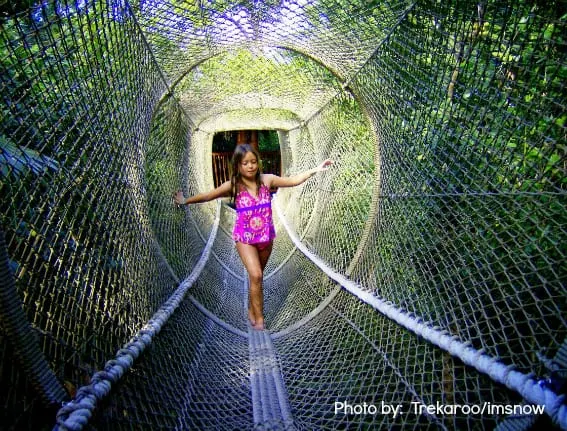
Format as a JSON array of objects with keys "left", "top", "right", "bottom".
[
  {"left": 0, "top": 228, "right": 68, "bottom": 405},
  {"left": 274, "top": 200, "right": 567, "bottom": 430},
  {"left": 53, "top": 201, "right": 222, "bottom": 431}
]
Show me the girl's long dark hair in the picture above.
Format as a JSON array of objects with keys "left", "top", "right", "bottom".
[{"left": 229, "top": 144, "right": 263, "bottom": 202}]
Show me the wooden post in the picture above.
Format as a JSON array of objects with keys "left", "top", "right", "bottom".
[
  {"left": 236, "top": 130, "right": 247, "bottom": 146},
  {"left": 250, "top": 130, "right": 258, "bottom": 151},
  {"left": 236, "top": 130, "right": 259, "bottom": 151}
]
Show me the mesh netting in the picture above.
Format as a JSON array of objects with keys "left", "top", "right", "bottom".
[{"left": 1, "top": 0, "right": 566, "bottom": 430}]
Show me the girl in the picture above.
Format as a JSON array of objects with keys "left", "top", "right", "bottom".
[{"left": 173, "top": 144, "right": 332, "bottom": 330}]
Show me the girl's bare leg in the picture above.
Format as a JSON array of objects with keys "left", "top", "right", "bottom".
[
  {"left": 255, "top": 242, "right": 273, "bottom": 329},
  {"left": 236, "top": 242, "right": 273, "bottom": 330},
  {"left": 258, "top": 242, "right": 273, "bottom": 271},
  {"left": 236, "top": 242, "right": 264, "bottom": 329}
]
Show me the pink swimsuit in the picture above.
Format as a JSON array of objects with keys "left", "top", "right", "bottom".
[{"left": 232, "top": 183, "right": 276, "bottom": 245}]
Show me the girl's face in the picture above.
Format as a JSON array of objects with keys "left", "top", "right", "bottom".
[{"left": 238, "top": 151, "right": 258, "bottom": 179}]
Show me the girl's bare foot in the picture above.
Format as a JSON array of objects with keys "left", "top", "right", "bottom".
[
  {"left": 253, "top": 319, "right": 265, "bottom": 331},
  {"left": 248, "top": 309, "right": 256, "bottom": 326}
]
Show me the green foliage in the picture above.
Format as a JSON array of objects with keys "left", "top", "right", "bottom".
[
  {"left": 0, "top": 4, "right": 173, "bottom": 416},
  {"left": 212, "top": 130, "right": 237, "bottom": 152},
  {"left": 0, "top": 1, "right": 36, "bottom": 15},
  {"left": 313, "top": 95, "right": 375, "bottom": 263},
  {"left": 176, "top": 47, "right": 339, "bottom": 102},
  {"left": 369, "top": 0, "right": 567, "bottom": 364},
  {"left": 1, "top": 1, "right": 566, "bottom": 428},
  {"left": 258, "top": 130, "right": 279, "bottom": 151},
  {"left": 145, "top": 99, "right": 189, "bottom": 272}
]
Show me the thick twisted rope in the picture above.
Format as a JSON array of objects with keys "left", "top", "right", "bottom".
[
  {"left": 53, "top": 201, "right": 221, "bottom": 431},
  {"left": 274, "top": 200, "right": 567, "bottom": 430},
  {"left": 0, "top": 228, "right": 68, "bottom": 405}
]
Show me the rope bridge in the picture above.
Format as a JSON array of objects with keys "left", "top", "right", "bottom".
[{"left": 1, "top": 1, "right": 565, "bottom": 430}]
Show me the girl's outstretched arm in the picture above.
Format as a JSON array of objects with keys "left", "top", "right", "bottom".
[
  {"left": 265, "top": 159, "right": 333, "bottom": 189},
  {"left": 173, "top": 180, "right": 232, "bottom": 205}
]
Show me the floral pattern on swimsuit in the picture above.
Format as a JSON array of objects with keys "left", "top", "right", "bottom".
[{"left": 232, "top": 183, "right": 276, "bottom": 244}]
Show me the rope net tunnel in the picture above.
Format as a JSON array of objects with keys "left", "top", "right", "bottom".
[{"left": 0, "top": 0, "right": 566, "bottom": 430}]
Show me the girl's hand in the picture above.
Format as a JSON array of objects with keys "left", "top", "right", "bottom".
[
  {"left": 173, "top": 190, "right": 185, "bottom": 205},
  {"left": 317, "top": 159, "right": 333, "bottom": 172}
]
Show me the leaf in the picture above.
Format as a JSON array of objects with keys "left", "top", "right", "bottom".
[{"left": 543, "top": 24, "right": 555, "bottom": 41}]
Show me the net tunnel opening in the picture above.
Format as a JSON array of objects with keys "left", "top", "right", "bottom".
[{"left": 211, "top": 130, "right": 282, "bottom": 188}]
